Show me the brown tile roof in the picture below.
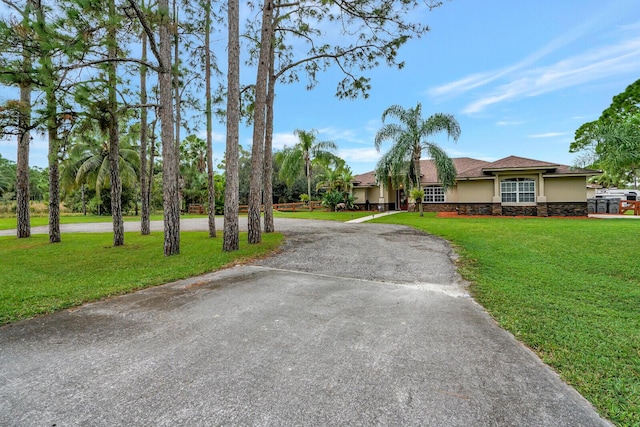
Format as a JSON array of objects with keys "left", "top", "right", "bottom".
[
  {"left": 420, "top": 157, "right": 490, "bottom": 184},
  {"left": 353, "top": 156, "right": 599, "bottom": 186},
  {"left": 483, "top": 155, "right": 560, "bottom": 170},
  {"left": 458, "top": 155, "right": 599, "bottom": 178},
  {"left": 352, "top": 170, "right": 377, "bottom": 187}
]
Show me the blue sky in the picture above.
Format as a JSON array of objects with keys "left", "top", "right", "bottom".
[
  {"left": 2, "top": 0, "right": 639, "bottom": 175},
  {"left": 266, "top": 0, "right": 640, "bottom": 174}
]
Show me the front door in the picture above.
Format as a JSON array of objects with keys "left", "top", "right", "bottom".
[{"left": 398, "top": 189, "right": 408, "bottom": 210}]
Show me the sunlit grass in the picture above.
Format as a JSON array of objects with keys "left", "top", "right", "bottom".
[
  {"left": 0, "top": 214, "right": 210, "bottom": 230},
  {"left": 372, "top": 212, "right": 639, "bottom": 426},
  {"left": 0, "top": 231, "right": 282, "bottom": 325},
  {"left": 272, "top": 210, "right": 374, "bottom": 221}
]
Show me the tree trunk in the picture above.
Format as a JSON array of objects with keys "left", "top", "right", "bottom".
[
  {"left": 16, "top": 66, "right": 31, "bottom": 238},
  {"left": 159, "top": 0, "right": 180, "bottom": 256},
  {"left": 81, "top": 184, "right": 86, "bottom": 215},
  {"left": 108, "top": 0, "right": 124, "bottom": 246},
  {"left": 47, "top": 105, "right": 60, "bottom": 243},
  {"left": 263, "top": 31, "right": 276, "bottom": 233},
  {"left": 205, "top": 0, "right": 216, "bottom": 238},
  {"left": 247, "top": 0, "right": 274, "bottom": 244},
  {"left": 139, "top": 7, "right": 151, "bottom": 236},
  {"left": 306, "top": 160, "right": 313, "bottom": 212},
  {"left": 173, "top": 0, "right": 183, "bottom": 214},
  {"left": 148, "top": 130, "right": 156, "bottom": 212},
  {"left": 412, "top": 145, "right": 422, "bottom": 189},
  {"left": 418, "top": 200, "right": 424, "bottom": 217},
  {"left": 223, "top": 0, "right": 240, "bottom": 252}
]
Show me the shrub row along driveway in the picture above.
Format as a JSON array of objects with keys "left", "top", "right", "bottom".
[{"left": 0, "top": 219, "right": 610, "bottom": 425}]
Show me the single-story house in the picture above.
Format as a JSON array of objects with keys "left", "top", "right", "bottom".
[{"left": 352, "top": 156, "right": 600, "bottom": 216}]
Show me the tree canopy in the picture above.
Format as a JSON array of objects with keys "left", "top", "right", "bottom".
[{"left": 571, "top": 79, "right": 640, "bottom": 187}]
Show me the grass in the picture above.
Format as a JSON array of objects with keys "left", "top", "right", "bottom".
[
  {"left": 0, "top": 214, "right": 208, "bottom": 230},
  {"left": 0, "top": 210, "right": 370, "bottom": 230},
  {"left": 0, "top": 231, "right": 282, "bottom": 326},
  {"left": 272, "top": 210, "right": 374, "bottom": 221},
  {"left": 371, "top": 212, "right": 639, "bottom": 426}
]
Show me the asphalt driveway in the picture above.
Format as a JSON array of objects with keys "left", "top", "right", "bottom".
[{"left": 0, "top": 219, "right": 610, "bottom": 426}]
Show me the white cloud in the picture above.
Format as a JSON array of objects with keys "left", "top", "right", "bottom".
[
  {"left": 272, "top": 132, "right": 299, "bottom": 150},
  {"left": 429, "top": 15, "right": 598, "bottom": 100},
  {"left": 528, "top": 132, "right": 570, "bottom": 138},
  {"left": 462, "top": 36, "right": 640, "bottom": 114},
  {"left": 429, "top": 16, "right": 640, "bottom": 115},
  {"left": 496, "top": 120, "right": 524, "bottom": 126},
  {"left": 196, "top": 130, "right": 225, "bottom": 143},
  {"left": 339, "top": 147, "right": 381, "bottom": 163}
]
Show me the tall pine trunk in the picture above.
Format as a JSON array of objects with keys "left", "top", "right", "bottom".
[
  {"left": 16, "top": 64, "right": 31, "bottom": 238},
  {"left": 248, "top": 0, "right": 274, "bottom": 244},
  {"left": 159, "top": 0, "right": 179, "bottom": 256},
  {"left": 223, "top": 0, "right": 240, "bottom": 252},
  {"left": 47, "top": 93, "right": 60, "bottom": 243},
  {"left": 173, "top": 0, "right": 182, "bottom": 213},
  {"left": 263, "top": 29, "right": 276, "bottom": 233},
  {"left": 108, "top": 0, "right": 124, "bottom": 246},
  {"left": 139, "top": 2, "right": 150, "bottom": 236},
  {"left": 205, "top": 0, "right": 216, "bottom": 238}
]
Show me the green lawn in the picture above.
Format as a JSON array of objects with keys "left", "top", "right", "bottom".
[
  {"left": 371, "top": 212, "right": 639, "bottom": 426},
  {"left": 0, "top": 211, "right": 369, "bottom": 230},
  {"left": 0, "top": 214, "right": 216, "bottom": 230},
  {"left": 0, "top": 231, "right": 282, "bottom": 325},
  {"left": 272, "top": 210, "right": 374, "bottom": 221}
]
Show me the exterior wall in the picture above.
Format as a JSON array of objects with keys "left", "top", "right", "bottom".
[
  {"left": 547, "top": 202, "right": 588, "bottom": 216},
  {"left": 456, "top": 180, "right": 494, "bottom": 202},
  {"left": 422, "top": 203, "right": 458, "bottom": 212},
  {"left": 353, "top": 188, "right": 371, "bottom": 208},
  {"left": 501, "top": 205, "right": 538, "bottom": 216},
  {"left": 354, "top": 176, "right": 589, "bottom": 216},
  {"left": 545, "top": 177, "right": 587, "bottom": 202},
  {"left": 457, "top": 203, "right": 493, "bottom": 215}
]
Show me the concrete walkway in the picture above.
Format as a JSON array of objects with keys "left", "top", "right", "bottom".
[
  {"left": 589, "top": 213, "right": 640, "bottom": 219},
  {"left": 345, "top": 209, "right": 403, "bottom": 223},
  {"left": 0, "top": 219, "right": 610, "bottom": 426}
]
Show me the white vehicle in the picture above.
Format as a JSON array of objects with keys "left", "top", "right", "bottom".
[{"left": 595, "top": 189, "right": 639, "bottom": 200}]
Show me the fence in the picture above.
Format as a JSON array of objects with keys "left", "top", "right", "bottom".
[
  {"left": 238, "top": 201, "right": 323, "bottom": 213},
  {"left": 619, "top": 200, "right": 640, "bottom": 216}
]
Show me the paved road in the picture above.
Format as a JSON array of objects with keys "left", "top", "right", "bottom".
[{"left": 0, "top": 219, "right": 610, "bottom": 426}]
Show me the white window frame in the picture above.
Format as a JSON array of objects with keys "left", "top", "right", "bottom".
[
  {"left": 423, "top": 185, "right": 445, "bottom": 203},
  {"left": 501, "top": 178, "right": 535, "bottom": 204}
]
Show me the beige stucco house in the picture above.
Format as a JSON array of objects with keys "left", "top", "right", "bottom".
[{"left": 352, "top": 156, "right": 600, "bottom": 216}]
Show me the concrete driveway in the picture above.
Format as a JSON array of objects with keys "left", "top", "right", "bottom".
[{"left": 0, "top": 219, "right": 610, "bottom": 426}]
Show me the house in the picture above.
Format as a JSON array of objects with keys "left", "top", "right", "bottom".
[{"left": 352, "top": 156, "right": 600, "bottom": 216}]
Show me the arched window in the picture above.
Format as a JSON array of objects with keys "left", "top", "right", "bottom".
[{"left": 501, "top": 178, "right": 535, "bottom": 203}]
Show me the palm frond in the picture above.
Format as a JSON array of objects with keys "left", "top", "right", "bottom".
[
  {"left": 425, "top": 143, "right": 457, "bottom": 189},
  {"left": 421, "top": 113, "right": 461, "bottom": 142}
]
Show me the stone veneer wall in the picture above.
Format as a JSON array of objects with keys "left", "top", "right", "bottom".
[
  {"left": 456, "top": 203, "right": 493, "bottom": 215},
  {"left": 422, "top": 203, "right": 459, "bottom": 212},
  {"left": 547, "top": 202, "right": 588, "bottom": 217},
  {"left": 457, "top": 203, "right": 588, "bottom": 217},
  {"left": 355, "top": 202, "right": 588, "bottom": 217},
  {"left": 501, "top": 205, "right": 538, "bottom": 216}
]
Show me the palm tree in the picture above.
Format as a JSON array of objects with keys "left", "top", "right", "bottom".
[
  {"left": 61, "top": 132, "right": 139, "bottom": 211},
  {"left": 374, "top": 102, "right": 460, "bottom": 216},
  {"left": 278, "top": 129, "right": 337, "bottom": 210}
]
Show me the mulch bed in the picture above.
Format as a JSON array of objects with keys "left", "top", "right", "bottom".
[{"left": 436, "top": 211, "right": 591, "bottom": 220}]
